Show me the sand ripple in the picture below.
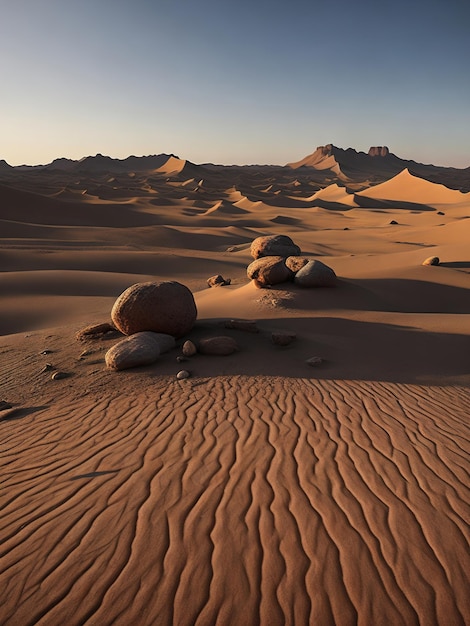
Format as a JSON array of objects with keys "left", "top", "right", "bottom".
[{"left": 1, "top": 377, "right": 469, "bottom": 625}]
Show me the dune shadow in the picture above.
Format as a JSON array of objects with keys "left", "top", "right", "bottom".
[
  {"left": 181, "top": 316, "right": 470, "bottom": 384},
  {"left": 353, "top": 195, "right": 435, "bottom": 211},
  {"left": 0, "top": 406, "right": 49, "bottom": 421},
  {"left": 440, "top": 261, "right": 470, "bottom": 269},
  {"left": 70, "top": 470, "right": 120, "bottom": 480},
  {"left": 265, "top": 278, "right": 470, "bottom": 315}
]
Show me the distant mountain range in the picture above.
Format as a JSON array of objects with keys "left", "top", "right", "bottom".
[
  {"left": 1, "top": 145, "right": 469, "bottom": 191},
  {"left": 287, "top": 144, "right": 470, "bottom": 189}
]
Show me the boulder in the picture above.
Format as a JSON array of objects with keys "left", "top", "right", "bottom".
[
  {"left": 422, "top": 256, "right": 440, "bottom": 266},
  {"left": 111, "top": 281, "right": 197, "bottom": 338},
  {"left": 294, "top": 260, "right": 337, "bottom": 287},
  {"left": 198, "top": 336, "right": 239, "bottom": 356},
  {"left": 250, "top": 234, "right": 300, "bottom": 260},
  {"left": 285, "top": 256, "right": 310, "bottom": 273},
  {"left": 247, "top": 256, "right": 294, "bottom": 286},
  {"left": 105, "top": 331, "right": 169, "bottom": 371}
]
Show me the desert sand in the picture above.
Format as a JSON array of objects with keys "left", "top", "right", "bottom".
[{"left": 1, "top": 146, "right": 469, "bottom": 625}]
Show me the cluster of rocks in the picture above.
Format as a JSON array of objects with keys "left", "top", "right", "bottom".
[
  {"left": 75, "top": 239, "right": 332, "bottom": 373},
  {"left": 247, "top": 234, "right": 337, "bottom": 288}
]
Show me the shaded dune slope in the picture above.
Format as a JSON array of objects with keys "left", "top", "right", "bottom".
[{"left": 2, "top": 377, "right": 469, "bottom": 626}]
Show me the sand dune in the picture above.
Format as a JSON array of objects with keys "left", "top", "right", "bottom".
[
  {"left": 1, "top": 153, "right": 469, "bottom": 625},
  {"left": 358, "top": 169, "right": 470, "bottom": 205}
]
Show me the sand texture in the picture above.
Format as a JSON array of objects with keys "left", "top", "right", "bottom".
[{"left": 1, "top": 150, "right": 469, "bottom": 625}]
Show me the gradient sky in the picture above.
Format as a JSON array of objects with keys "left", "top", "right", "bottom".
[{"left": 1, "top": 0, "right": 469, "bottom": 167}]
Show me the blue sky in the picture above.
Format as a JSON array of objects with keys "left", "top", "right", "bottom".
[{"left": 1, "top": 0, "right": 469, "bottom": 167}]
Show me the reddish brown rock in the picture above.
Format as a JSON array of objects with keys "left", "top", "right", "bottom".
[
  {"left": 294, "top": 260, "right": 337, "bottom": 287},
  {"left": 105, "top": 331, "right": 165, "bottom": 371},
  {"left": 285, "top": 256, "right": 310, "bottom": 273},
  {"left": 76, "top": 322, "right": 118, "bottom": 341},
  {"left": 250, "top": 234, "right": 300, "bottom": 260},
  {"left": 198, "top": 336, "right": 239, "bottom": 356},
  {"left": 111, "top": 281, "right": 197, "bottom": 338},
  {"left": 207, "top": 274, "right": 231, "bottom": 287},
  {"left": 247, "top": 256, "right": 294, "bottom": 286}
]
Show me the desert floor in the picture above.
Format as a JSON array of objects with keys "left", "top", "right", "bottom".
[{"left": 1, "top": 161, "right": 469, "bottom": 625}]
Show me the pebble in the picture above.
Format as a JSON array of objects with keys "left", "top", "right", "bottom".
[
  {"left": 40, "top": 363, "right": 54, "bottom": 373},
  {"left": 198, "top": 336, "right": 239, "bottom": 356},
  {"left": 0, "top": 400, "right": 12, "bottom": 411},
  {"left": 177, "top": 370, "right": 190, "bottom": 380},
  {"left": 51, "top": 371, "right": 69, "bottom": 380},
  {"left": 271, "top": 332, "right": 296, "bottom": 346},
  {"left": 182, "top": 340, "right": 197, "bottom": 357},
  {"left": 176, "top": 355, "right": 189, "bottom": 363},
  {"left": 224, "top": 319, "right": 259, "bottom": 333},
  {"left": 306, "top": 357, "right": 323, "bottom": 367},
  {"left": 40, "top": 350, "right": 53, "bottom": 355}
]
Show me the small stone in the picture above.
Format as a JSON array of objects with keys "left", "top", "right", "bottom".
[
  {"left": 76, "top": 322, "right": 117, "bottom": 341},
  {"left": 198, "top": 336, "right": 239, "bottom": 356},
  {"left": 207, "top": 274, "right": 231, "bottom": 287},
  {"left": 177, "top": 370, "right": 190, "bottom": 380},
  {"left": 271, "top": 332, "right": 296, "bottom": 346},
  {"left": 437, "top": 211, "right": 445, "bottom": 216},
  {"left": 52, "top": 371, "right": 68, "bottom": 380},
  {"left": 389, "top": 220, "right": 398, "bottom": 225},
  {"left": 182, "top": 340, "right": 197, "bottom": 357},
  {"left": 306, "top": 357, "right": 323, "bottom": 367},
  {"left": 40, "top": 363, "right": 54, "bottom": 373},
  {"left": 176, "top": 355, "right": 189, "bottom": 362},
  {"left": 0, "top": 400, "right": 12, "bottom": 410},
  {"left": 40, "top": 349, "right": 53, "bottom": 355},
  {"left": 422, "top": 256, "right": 440, "bottom": 266},
  {"left": 224, "top": 319, "right": 259, "bottom": 333}
]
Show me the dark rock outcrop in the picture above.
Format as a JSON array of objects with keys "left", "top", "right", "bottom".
[{"left": 368, "top": 146, "right": 390, "bottom": 157}]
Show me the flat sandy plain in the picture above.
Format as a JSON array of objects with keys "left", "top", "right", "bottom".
[{"left": 1, "top": 148, "right": 469, "bottom": 625}]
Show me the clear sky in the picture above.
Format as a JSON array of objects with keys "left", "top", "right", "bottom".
[{"left": 1, "top": 0, "right": 469, "bottom": 167}]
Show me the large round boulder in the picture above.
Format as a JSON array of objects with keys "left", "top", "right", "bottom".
[
  {"left": 294, "top": 260, "right": 337, "bottom": 287},
  {"left": 250, "top": 235, "right": 300, "bottom": 260},
  {"left": 111, "top": 281, "right": 197, "bottom": 338},
  {"left": 247, "top": 256, "right": 294, "bottom": 286}
]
